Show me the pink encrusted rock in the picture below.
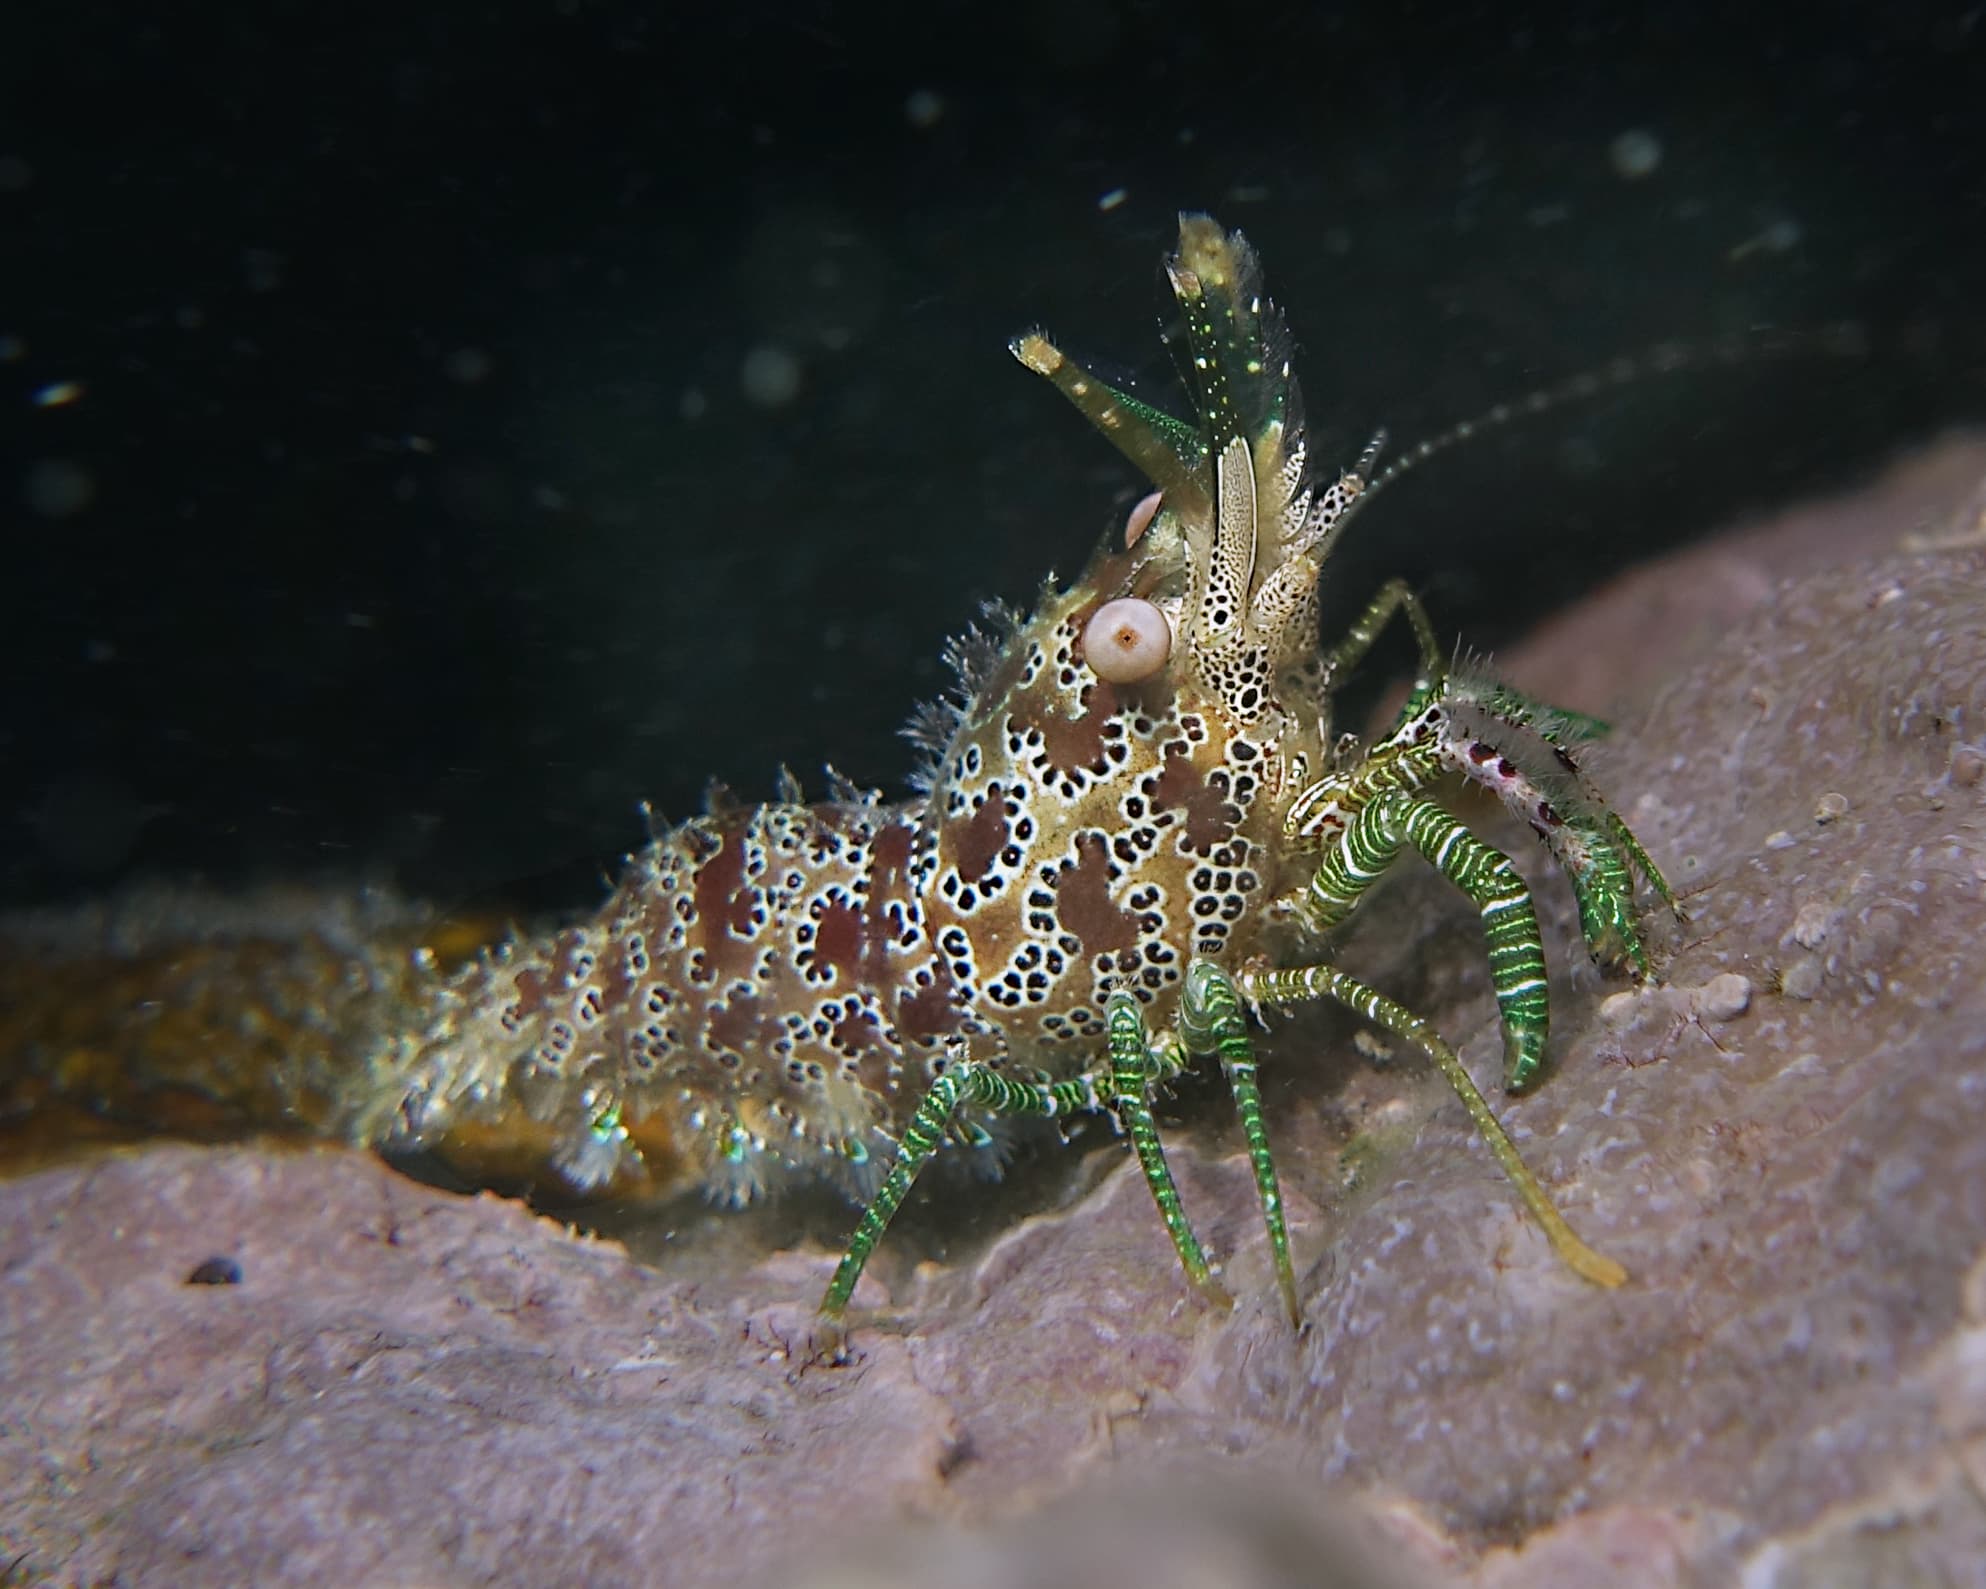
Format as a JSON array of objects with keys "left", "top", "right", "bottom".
[
  {"left": 1150, "top": 540, "right": 1986, "bottom": 1583},
  {"left": 1490, "top": 428, "right": 1986, "bottom": 715},
  {"left": 0, "top": 1146, "right": 960, "bottom": 1587},
  {"left": 4, "top": 458, "right": 1986, "bottom": 1588}
]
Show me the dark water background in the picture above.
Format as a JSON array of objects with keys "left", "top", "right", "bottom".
[{"left": 5, "top": 1, "right": 1983, "bottom": 911}]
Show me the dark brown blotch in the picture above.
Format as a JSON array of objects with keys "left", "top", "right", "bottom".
[
  {"left": 897, "top": 965, "right": 964, "bottom": 1044},
  {"left": 1053, "top": 832, "right": 1139, "bottom": 956},
  {"left": 947, "top": 785, "right": 1013, "bottom": 887},
  {"left": 1150, "top": 748, "right": 1237, "bottom": 853},
  {"left": 811, "top": 891, "right": 868, "bottom": 988},
  {"left": 689, "top": 829, "right": 760, "bottom": 978}
]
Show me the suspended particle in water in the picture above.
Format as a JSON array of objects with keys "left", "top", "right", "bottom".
[
  {"left": 444, "top": 347, "right": 494, "bottom": 384},
  {"left": 1609, "top": 128, "right": 1664, "bottom": 180},
  {"left": 1728, "top": 215, "right": 1803, "bottom": 261},
  {"left": 23, "top": 457, "right": 95, "bottom": 518},
  {"left": 242, "top": 247, "right": 286, "bottom": 292},
  {"left": 740, "top": 345, "right": 803, "bottom": 408}
]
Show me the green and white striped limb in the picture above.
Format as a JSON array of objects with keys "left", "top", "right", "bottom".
[
  {"left": 1301, "top": 787, "right": 1553, "bottom": 1092},
  {"left": 818, "top": 1050, "right": 1102, "bottom": 1319},
  {"left": 1104, "top": 991, "right": 1233, "bottom": 1312},
  {"left": 816, "top": 1000, "right": 1251, "bottom": 1324},
  {"left": 1317, "top": 577, "right": 1446, "bottom": 706},
  {"left": 1241, "top": 961, "right": 1626, "bottom": 1289},
  {"left": 1178, "top": 960, "right": 1301, "bottom": 1324}
]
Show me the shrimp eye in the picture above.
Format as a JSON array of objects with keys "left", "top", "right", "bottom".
[
  {"left": 1082, "top": 597, "right": 1172, "bottom": 683},
  {"left": 1122, "top": 489, "right": 1164, "bottom": 547}
]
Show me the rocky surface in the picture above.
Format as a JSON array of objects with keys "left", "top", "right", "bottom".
[{"left": 3, "top": 447, "right": 1985, "bottom": 1587}]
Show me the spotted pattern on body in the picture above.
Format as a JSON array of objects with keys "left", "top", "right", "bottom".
[
  {"left": 394, "top": 548, "right": 1313, "bottom": 1202},
  {"left": 371, "top": 215, "right": 1674, "bottom": 1329}
]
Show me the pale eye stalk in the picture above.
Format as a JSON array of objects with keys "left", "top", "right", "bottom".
[{"left": 1122, "top": 488, "right": 1164, "bottom": 547}]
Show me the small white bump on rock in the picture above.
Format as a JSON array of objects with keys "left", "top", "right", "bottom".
[
  {"left": 1693, "top": 973, "right": 1752, "bottom": 1022},
  {"left": 1788, "top": 901, "right": 1837, "bottom": 950},
  {"left": 1599, "top": 989, "right": 1646, "bottom": 1026}
]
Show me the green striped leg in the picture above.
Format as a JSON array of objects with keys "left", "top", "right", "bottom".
[
  {"left": 1434, "top": 683, "right": 1684, "bottom": 971},
  {"left": 1607, "top": 812, "right": 1680, "bottom": 916},
  {"left": 1178, "top": 960, "right": 1300, "bottom": 1324},
  {"left": 1466, "top": 677, "right": 1616, "bottom": 747},
  {"left": 1318, "top": 578, "right": 1447, "bottom": 707},
  {"left": 1580, "top": 802, "right": 1685, "bottom": 955},
  {"left": 1439, "top": 726, "right": 1662, "bottom": 978},
  {"left": 1303, "top": 788, "right": 1553, "bottom": 1092},
  {"left": 1105, "top": 991, "right": 1234, "bottom": 1311},
  {"left": 1241, "top": 962, "right": 1626, "bottom": 1289},
  {"left": 1561, "top": 816, "right": 1660, "bottom": 975},
  {"left": 819, "top": 1055, "right": 1102, "bottom": 1320},
  {"left": 1459, "top": 678, "right": 1682, "bottom": 919}
]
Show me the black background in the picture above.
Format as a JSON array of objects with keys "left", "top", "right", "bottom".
[{"left": 6, "top": 1, "right": 1983, "bottom": 914}]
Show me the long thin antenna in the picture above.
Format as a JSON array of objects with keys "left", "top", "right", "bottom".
[{"left": 1335, "top": 323, "right": 1869, "bottom": 528}]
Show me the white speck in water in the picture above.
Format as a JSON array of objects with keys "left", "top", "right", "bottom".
[
  {"left": 1609, "top": 128, "right": 1664, "bottom": 179},
  {"left": 444, "top": 347, "right": 493, "bottom": 384},
  {"left": 740, "top": 345, "right": 802, "bottom": 408},
  {"left": 1761, "top": 217, "right": 1802, "bottom": 250},
  {"left": 242, "top": 247, "right": 285, "bottom": 292},
  {"left": 23, "top": 458, "right": 95, "bottom": 518},
  {"left": 1728, "top": 215, "right": 1804, "bottom": 262},
  {"left": 904, "top": 89, "right": 945, "bottom": 129},
  {"left": 1097, "top": 187, "right": 1129, "bottom": 212},
  {"left": 1557, "top": 434, "right": 1601, "bottom": 477}
]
